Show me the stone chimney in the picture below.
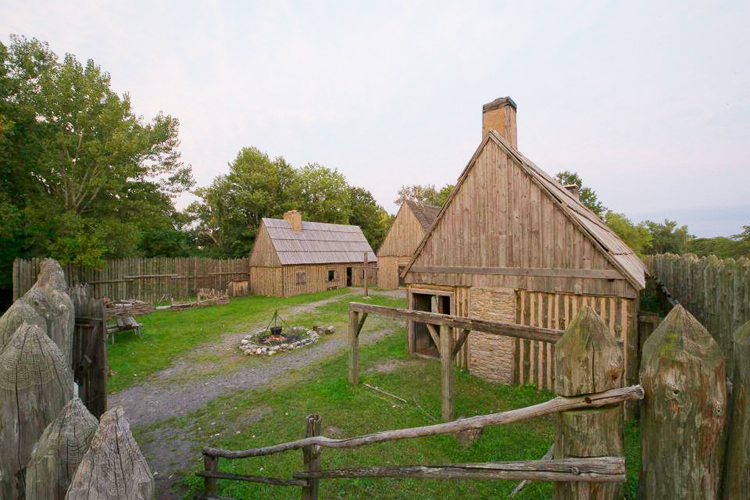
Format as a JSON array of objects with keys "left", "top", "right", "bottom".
[
  {"left": 283, "top": 210, "right": 302, "bottom": 232},
  {"left": 564, "top": 184, "right": 580, "bottom": 199},
  {"left": 482, "top": 96, "right": 517, "bottom": 149}
]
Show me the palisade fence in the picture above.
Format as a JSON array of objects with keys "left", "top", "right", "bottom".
[
  {"left": 645, "top": 253, "right": 750, "bottom": 371},
  {"left": 13, "top": 257, "right": 250, "bottom": 303}
]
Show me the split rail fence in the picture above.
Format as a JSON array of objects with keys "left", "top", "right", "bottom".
[
  {"left": 646, "top": 253, "right": 750, "bottom": 371},
  {"left": 13, "top": 257, "right": 250, "bottom": 303},
  {"left": 198, "top": 304, "right": 645, "bottom": 499}
]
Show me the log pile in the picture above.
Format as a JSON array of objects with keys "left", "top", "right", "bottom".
[
  {"left": 171, "top": 288, "right": 229, "bottom": 310},
  {"left": 103, "top": 298, "right": 155, "bottom": 317}
]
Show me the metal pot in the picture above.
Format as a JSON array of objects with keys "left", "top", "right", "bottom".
[{"left": 270, "top": 326, "right": 283, "bottom": 336}]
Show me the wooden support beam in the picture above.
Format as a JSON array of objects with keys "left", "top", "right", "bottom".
[
  {"left": 202, "top": 455, "right": 219, "bottom": 495},
  {"left": 203, "top": 385, "right": 644, "bottom": 459},
  {"left": 440, "top": 325, "right": 454, "bottom": 421},
  {"left": 408, "top": 266, "right": 625, "bottom": 280},
  {"left": 363, "top": 252, "right": 369, "bottom": 297},
  {"left": 349, "top": 302, "right": 562, "bottom": 343},
  {"left": 293, "top": 457, "right": 626, "bottom": 482},
  {"left": 357, "top": 313, "right": 368, "bottom": 335},
  {"left": 452, "top": 329, "right": 470, "bottom": 358},
  {"left": 348, "top": 311, "right": 360, "bottom": 385},
  {"left": 302, "top": 414, "right": 322, "bottom": 500},
  {"left": 196, "top": 470, "right": 307, "bottom": 487},
  {"left": 426, "top": 324, "right": 441, "bottom": 354}
]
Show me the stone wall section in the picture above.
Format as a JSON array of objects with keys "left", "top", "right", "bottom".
[{"left": 467, "top": 286, "right": 517, "bottom": 384}]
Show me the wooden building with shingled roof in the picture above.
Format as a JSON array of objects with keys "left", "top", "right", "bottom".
[
  {"left": 249, "top": 210, "right": 377, "bottom": 297},
  {"left": 377, "top": 200, "right": 440, "bottom": 290},
  {"left": 401, "top": 97, "right": 648, "bottom": 393}
]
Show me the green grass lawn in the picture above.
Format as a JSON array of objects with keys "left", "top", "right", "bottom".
[
  {"left": 106, "top": 289, "right": 405, "bottom": 393},
  {"left": 171, "top": 327, "right": 640, "bottom": 499}
]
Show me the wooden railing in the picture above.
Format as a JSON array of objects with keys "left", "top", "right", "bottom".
[{"left": 198, "top": 305, "right": 643, "bottom": 499}]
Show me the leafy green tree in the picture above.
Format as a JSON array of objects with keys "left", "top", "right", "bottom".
[
  {"left": 0, "top": 36, "right": 193, "bottom": 303},
  {"left": 349, "top": 187, "right": 389, "bottom": 251},
  {"left": 604, "top": 212, "right": 652, "bottom": 257},
  {"left": 189, "top": 147, "right": 295, "bottom": 257},
  {"left": 394, "top": 184, "right": 454, "bottom": 207},
  {"left": 644, "top": 219, "right": 693, "bottom": 255},
  {"left": 291, "top": 163, "right": 352, "bottom": 224},
  {"left": 554, "top": 171, "right": 606, "bottom": 217}
]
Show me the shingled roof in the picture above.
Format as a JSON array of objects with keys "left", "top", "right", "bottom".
[
  {"left": 405, "top": 200, "right": 441, "bottom": 232},
  {"left": 262, "top": 218, "right": 376, "bottom": 266}
]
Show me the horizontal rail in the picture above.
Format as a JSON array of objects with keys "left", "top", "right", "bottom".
[
  {"left": 408, "top": 266, "right": 625, "bottom": 280},
  {"left": 196, "top": 470, "right": 307, "bottom": 487},
  {"left": 203, "top": 385, "right": 644, "bottom": 459},
  {"left": 292, "top": 457, "right": 625, "bottom": 483},
  {"left": 349, "top": 302, "right": 562, "bottom": 343}
]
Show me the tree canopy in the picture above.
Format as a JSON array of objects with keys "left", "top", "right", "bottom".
[
  {"left": 394, "top": 184, "right": 454, "bottom": 207},
  {"left": 554, "top": 170, "right": 606, "bottom": 217},
  {"left": 0, "top": 36, "right": 193, "bottom": 300}
]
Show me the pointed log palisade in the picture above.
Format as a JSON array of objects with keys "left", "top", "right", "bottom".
[
  {"left": 639, "top": 305, "right": 727, "bottom": 499},
  {"left": 0, "top": 300, "right": 47, "bottom": 350},
  {"left": 66, "top": 407, "right": 154, "bottom": 500},
  {"left": 25, "top": 398, "right": 99, "bottom": 500},
  {"left": 722, "top": 319, "right": 750, "bottom": 499},
  {"left": 553, "top": 306, "right": 625, "bottom": 500},
  {"left": 0, "top": 323, "right": 74, "bottom": 499}
]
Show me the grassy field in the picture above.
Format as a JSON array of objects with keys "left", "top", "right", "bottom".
[{"left": 111, "top": 289, "right": 639, "bottom": 499}]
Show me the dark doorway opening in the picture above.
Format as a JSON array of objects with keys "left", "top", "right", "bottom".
[
  {"left": 412, "top": 292, "right": 451, "bottom": 359},
  {"left": 346, "top": 267, "right": 352, "bottom": 286}
]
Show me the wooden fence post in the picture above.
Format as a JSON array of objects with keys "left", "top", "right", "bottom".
[
  {"left": 203, "top": 454, "right": 219, "bottom": 496},
  {"left": 639, "top": 305, "right": 726, "bottom": 499},
  {"left": 349, "top": 310, "right": 360, "bottom": 385},
  {"left": 722, "top": 319, "right": 750, "bottom": 499},
  {"left": 302, "top": 414, "right": 322, "bottom": 500},
  {"left": 363, "top": 252, "right": 369, "bottom": 298},
  {"left": 553, "top": 306, "right": 624, "bottom": 500},
  {"left": 440, "top": 324, "right": 454, "bottom": 422}
]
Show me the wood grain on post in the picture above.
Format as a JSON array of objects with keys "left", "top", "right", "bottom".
[
  {"left": 25, "top": 398, "right": 98, "bottom": 500},
  {"left": 302, "top": 414, "right": 322, "bottom": 500},
  {"left": 202, "top": 454, "right": 219, "bottom": 496},
  {"left": 553, "top": 306, "right": 624, "bottom": 500},
  {"left": 66, "top": 407, "right": 154, "bottom": 500},
  {"left": 349, "top": 310, "right": 360, "bottom": 385},
  {"left": 440, "top": 325, "right": 454, "bottom": 422},
  {"left": 722, "top": 319, "right": 750, "bottom": 499},
  {"left": 0, "top": 323, "right": 73, "bottom": 499},
  {"left": 363, "top": 252, "right": 369, "bottom": 297},
  {"left": 639, "top": 305, "right": 727, "bottom": 500}
]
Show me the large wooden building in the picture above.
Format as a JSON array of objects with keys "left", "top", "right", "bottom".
[
  {"left": 377, "top": 200, "right": 440, "bottom": 289},
  {"left": 402, "top": 97, "right": 647, "bottom": 392},
  {"left": 249, "top": 210, "right": 377, "bottom": 297}
]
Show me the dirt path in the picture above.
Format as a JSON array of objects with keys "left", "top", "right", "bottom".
[{"left": 109, "top": 290, "right": 404, "bottom": 498}]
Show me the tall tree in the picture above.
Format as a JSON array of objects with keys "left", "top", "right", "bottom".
[
  {"left": 394, "top": 183, "right": 454, "bottom": 207},
  {"left": 644, "top": 219, "right": 693, "bottom": 255},
  {"left": 291, "top": 163, "right": 352, "bottom": 224},
  {"left": 603, "top": 212, "right": 652, "bottom": 257},
  {"left": 349, "top": 186, "right": 389, "bottom": 251},
  {"left": 554, "top": 171, "right": 606, "bottom": 217}
]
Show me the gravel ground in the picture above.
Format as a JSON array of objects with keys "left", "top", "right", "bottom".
[{"left": 108, "top": 289, "right": 405, "bottom": 499}]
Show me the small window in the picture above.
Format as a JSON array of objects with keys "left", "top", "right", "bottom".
[
  {"left": 328, "top": 269, "right": 336, "bottom": 282},
  {"left": 295, "top": 271, "right": 307, "bottom": 285}
]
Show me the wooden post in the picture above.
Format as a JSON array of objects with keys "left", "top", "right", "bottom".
[
  {"left": 440, "top": 324, "right": 454, "bottom": 422},
  {"left": 722, "top": 319, "right": 750, "bottom": 499},
  {"left": 302, "top": 414, "right": 322, "bottom": 500},
  {"left": 349, "top": 310, "right": 360, "bottom": 385},
  {"left": 553, "top": 306, "right": 624, "bottom": 500},
  {"left": 363, "top": 252, "right": 369, "bottom": 297},
  {"left": 639, "top": 305, "right": 726, "bottom": 499},
  {"left": 203, "top": 454, "right": 219, "bottom": 496}
]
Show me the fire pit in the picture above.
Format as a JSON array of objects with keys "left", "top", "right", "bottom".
[{"left": 239, "top": 310, "right": 320, "bottom": 356}]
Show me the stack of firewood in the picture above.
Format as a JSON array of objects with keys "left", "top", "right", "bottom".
[{"left": 103, "top": 298, "right": 155, "bottom": 317}]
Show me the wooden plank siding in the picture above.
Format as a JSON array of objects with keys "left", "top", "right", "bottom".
[
  {"left": 513, "top": 291, "right": 637, "bottom": 392},
  {"left": 405, "top": 139, "right": 635, "bottom": 298},
  {"left": 376, "top": 202, "right": 431, "bottom": 289}
]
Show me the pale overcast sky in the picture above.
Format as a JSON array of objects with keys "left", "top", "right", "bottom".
[{"left": 3, "top": 1, "right": 748, "bottom": 237}]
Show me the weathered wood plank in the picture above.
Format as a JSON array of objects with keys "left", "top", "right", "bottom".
[
  {"left": 639, "top": 305, "right": 726, "bottom": 499},
  {"left": 204, "top": 385, "right": 644, "bottom": 459},
  {"left": 292, "top": 457, "right": 625, "bottom": 482},
  {"left": 349, "top": 302, "right": 562, "bottom": 342},
  {"left": 722, "top": 319, "right": 750, "bottom": 499},
  {"left": 302, "top": 414, "right": 322, "bottom": 500},
  {"left": 195, "top": 470, "right": 307, "bottom": 487},
  {"left": 440, "top": 325, "right": 454, "bottom": 421},
  {"left": 348, "top": 311, "right": 360, "bottom": 385},
  {"left": 409, "top": 266, "right": 624, "bottom": 279}
]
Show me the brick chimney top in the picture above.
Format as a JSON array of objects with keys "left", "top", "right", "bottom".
[
  {"left": 564, "top": 184, "right": 580, "bottom": 200},
  {"left": 283, "top": 210, "right": 302, "bottom": 232},
  {"left": 482, "top": 96, "right": 518, "bottom": 149}
]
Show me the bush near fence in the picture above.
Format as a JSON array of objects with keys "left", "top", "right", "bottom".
[
  {"left": 645, "top": 253, "right": 750, "bottom": 372},
  {"left": 13, "top": 257, "right": 250, "bottom": 303}
]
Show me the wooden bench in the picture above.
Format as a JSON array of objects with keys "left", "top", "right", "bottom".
[{"left": 106, "top": 316, "right": 142, "bottom": 344}]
